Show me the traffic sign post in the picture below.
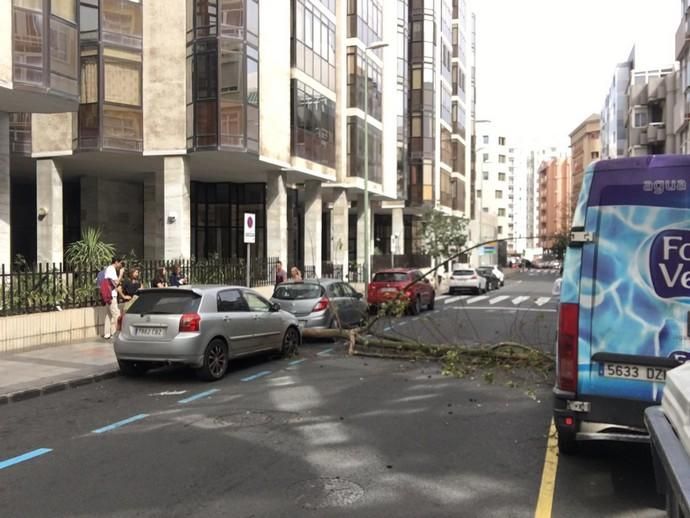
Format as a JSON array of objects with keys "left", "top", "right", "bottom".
[{"left": 244, "top": 213, "right": 256, "bottom": 287}]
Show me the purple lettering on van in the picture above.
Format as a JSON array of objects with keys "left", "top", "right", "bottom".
[{"left": 650, "top": 230, "right": 690, "bottom": 298}]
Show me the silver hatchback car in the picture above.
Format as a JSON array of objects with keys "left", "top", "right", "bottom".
[
  {"left": 270, "top": 279, "right": 367, "bottom": 330},
  {"left": 114, "top": 286, "right": 301, "bottom": 381}
]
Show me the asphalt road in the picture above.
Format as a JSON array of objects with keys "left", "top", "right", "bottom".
[{"left": 0, "top": 271, "right": 665, "bottom": 517}]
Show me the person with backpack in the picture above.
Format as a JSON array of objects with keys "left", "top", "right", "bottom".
[{"left": 101, "top": 257, "right": 124, "bottom": 339}]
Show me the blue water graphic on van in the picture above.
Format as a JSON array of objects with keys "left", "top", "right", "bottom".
[{"left": 576, "top": 204, "right": 690, "bottom": 401}]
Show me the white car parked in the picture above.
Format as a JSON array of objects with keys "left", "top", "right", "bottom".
[{"left": 448, "top": 268, "right": 487, "bottom": 295}]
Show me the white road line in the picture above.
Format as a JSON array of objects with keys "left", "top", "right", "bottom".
[
  {"left": 466, "top": 295, "right": 488, "bottom": 305},
  {"left": 436, "top": 295, "right": 449, "bottom": 301},
  {"left": 535, "top": 297, "right": 551, "bottom": 306},
  {"left": 512, "top": 296, "right": 530, "bottom": 305},
  {"left": 489, "top": 296, "right": 510, "bottom": 305},
  {"left": 444, "top": 296, "right": 462, "bottom": 304},
  {"left": 452, "top": 305, "right": 557, "bottom": 313}
]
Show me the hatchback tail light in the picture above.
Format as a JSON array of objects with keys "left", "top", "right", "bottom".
[
  {"left": 117, "top": 315, "right": 123, "bottom": 331},
  {"left": 179, "top": 312, "right": 201, "bottom": 332},
  {"left": 557, "top": 303, "right": 579, "bottom": 392},
  {"left": 312, "top": 297, "right": 329, "bottom": 312},
  {"left": 470, "top": 275, "right": 477, "bottom": 280}
]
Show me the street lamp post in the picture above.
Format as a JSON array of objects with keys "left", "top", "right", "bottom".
[{"left": 363, "top": 41, "right": 389, "bottom": 295}]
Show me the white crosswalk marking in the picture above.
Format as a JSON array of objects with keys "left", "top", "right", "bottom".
[
  {"left": 489, "top": 296, "right": 509, "bottom": 305},
  {"left": 436, "top": 295, "right": 449, "bottom": 301},
  {"left": 512, "top": 296, "right": 530, "bottom": 305},
  {"left": 535, "top": 297, "right": 551, "bottom": 306},
  {"left": 467, "top": 295, "right": 488, "bottom": 304},
  {"left": 445, "top": 296, "right": 462, "bottom": 304}
]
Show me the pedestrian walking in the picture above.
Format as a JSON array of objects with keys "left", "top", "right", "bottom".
[
  {"left": 152, "top": 267, "right": 168, "bottom": 288},
  {"left": 275, "top": 260, "right": 287, "bottom": 288},
  {"left": 101, "top": 257, "right": 124, "bottom": 339},
  {"left": 169, "top": 264, "right": 187, "bottom": 286},
  {"left": 290, "top": 266, "right": 303, "bottom": 281}
]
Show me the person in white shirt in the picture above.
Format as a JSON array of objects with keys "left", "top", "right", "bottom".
[{"left": 103, "top": 257, "right": 124, "bottom": 339}]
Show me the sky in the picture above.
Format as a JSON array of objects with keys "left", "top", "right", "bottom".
[{"left": 472, "top": 0, "right": 679, "bottom": 149}]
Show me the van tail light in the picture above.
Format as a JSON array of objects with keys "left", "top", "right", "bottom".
[
  {"left": 312, "top": 297, "right": 329, "bottom": 312},
  {"left": 179, "top": 313, "right": 201, "bottom": 332},
  {"left": 557, "top": 303, "right": 579, "bottom": 393},
  {"left": 117, "top": 315, "right": 123, "bottom": 331}
]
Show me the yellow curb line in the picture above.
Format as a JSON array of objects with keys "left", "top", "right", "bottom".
[{"left": 535, "top": 418, "right": 559, "bottom": 518}]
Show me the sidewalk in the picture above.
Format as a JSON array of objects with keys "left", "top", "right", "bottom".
[{"left": 0, "top": 339, "right": 118, "bottom": 404}]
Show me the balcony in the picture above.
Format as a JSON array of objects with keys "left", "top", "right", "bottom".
[
  {"left": 647, "top": 122, "right": 666, "bottom": 143},
  {"left": 0, "top": 2, "right": 79, "bottom": 113}
]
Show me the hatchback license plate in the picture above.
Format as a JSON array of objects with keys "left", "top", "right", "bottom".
[
  {"left": 600, "top": 363, "right": 666, "bottom": 382},
  {"left": 380, "top": 288, "right": 397, "bottom": 293},
  {"left": 136, "top": 327, "right": 165, "bottom": 337}
]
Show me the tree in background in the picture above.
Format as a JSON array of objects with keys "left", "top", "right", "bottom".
[
  {"left": 420, "top": 210, "right": 469, "bottom": 267},
  {"left": 551, "top": 232, "right": 570, "bottom": 260}
]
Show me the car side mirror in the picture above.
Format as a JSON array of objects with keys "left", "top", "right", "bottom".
[
  {"left": 270, "top": 302, "right": 281, "bottom": 312},
  {"left": 355, "top": 292, "right": 363, "bottom": 299}
]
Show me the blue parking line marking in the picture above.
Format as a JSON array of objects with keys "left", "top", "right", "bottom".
[
  {"left": 92, "top": 414, "right": 149, "bottom": 434},
  {"left": 178, "top": 388, "right": 220, "bottom": 404},
  {"left": 288, "top": 359, "right": 306, "bottom": 366},
  {"left": 0, "top": 448, "right": 52, "bottom": 470},
  {"left": 241, "top": 370, "right": 272, "bottom": 382},
  {"left": 317, "top": 348, "right": 334, "bottom": 356}
]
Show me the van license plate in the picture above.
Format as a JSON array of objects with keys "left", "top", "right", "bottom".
[
  {"left": 135, "top": 327, "right": 164, "bottom": 337},
  {"left": 600, "top": 363, "right": 666, "bottom": 382}
]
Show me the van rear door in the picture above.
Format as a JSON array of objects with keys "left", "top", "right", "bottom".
[{"left": 579, "top": 156, "right": 690, "bottom": 403}]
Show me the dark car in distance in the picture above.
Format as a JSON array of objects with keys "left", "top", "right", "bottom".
[{"left": 477, "top": 267, "right": 501, "bottom": 291}]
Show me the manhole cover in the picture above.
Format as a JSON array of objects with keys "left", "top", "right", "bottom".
[
  {"left": 213, "top": 410, "right": 273, "bottom": 428},
  {"left": 287, "top": 478, "right": 364, "bottom": 509}
]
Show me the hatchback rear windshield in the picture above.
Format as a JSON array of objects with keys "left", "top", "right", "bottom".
[
  {"left": 128, "top": 291, "right": 201, "bottom": 314},
  {"left": 477, "top": 268, "right": 492, "bottom": 273},
  {"left": 453, "top": 270, "right": 475, "bottom": 276},
  {"left": 372, "top": 272, "right": 409, "bottom": 282},
  {"left": 273, "top": 284, "right": 324, "bottom": 300}
]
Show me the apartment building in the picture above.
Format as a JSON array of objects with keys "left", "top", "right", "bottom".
[
  {"left": 538, "top": 156, "right": 571, "bottom": 250},
  {"left": 675, "top": 0, "right": 690, "bottom": 153},
  {"left": 601, "top": 51, "right": 633, "bottom": 160},
  {"left": 1, "top": 0, "right": 81, "bottom": 269},
  {"left": 526, "top": 146, "right": 561, "bottom": 251},
  {"left": 4, "top": 0, "right": 475, "bottom": 275},
  {"left": 569, "top": 114, "right": 600, "bottom": 215},
  {"left": 474, "top": 121, "right": 517, "bottom": 253}
]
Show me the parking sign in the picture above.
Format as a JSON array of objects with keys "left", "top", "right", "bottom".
[{"left": 244, "top": 213, "right": 256, "bottom": 244}]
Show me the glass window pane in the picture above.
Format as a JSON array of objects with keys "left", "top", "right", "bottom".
[
  {"left": 52, "top": 0, "right": 77, "bottom": 22},
  {"left": 14, "top": 0, "right": 43, "bottom": 11},
  {"left": 13, "top": 9, "right": 43, "bottom": 67},
  {"left": 104, "top": 60, "right": 141, "bottom": 105},
  {"left": 103, "top": 105, "right": 142, "bottom": 149},
  {"left": 247, "top": 57, "right": 258, "bottom": 105},
  {"left": 50, "top": 18, "right": 78, "bottom": 79}
]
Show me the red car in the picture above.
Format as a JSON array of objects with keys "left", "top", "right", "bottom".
[{"left": 367, "top": 268, "right": 435, "bottom": 315}]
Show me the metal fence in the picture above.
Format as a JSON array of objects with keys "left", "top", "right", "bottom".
[{"left": 0, "top": 257, "right": 279, "bottom": 316}]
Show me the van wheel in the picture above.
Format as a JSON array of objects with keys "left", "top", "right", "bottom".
[
  {"left": 196, "top": 338, "right": 229, "bottom": 381},
  {"left": 118, "top": 359, "right": 151, "bottom": 377},
  {"left": 557, "top": 432, "right": 578, "bottom": 455}
]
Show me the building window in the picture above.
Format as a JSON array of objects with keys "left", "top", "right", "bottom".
[
  {"left": 291, "top": 80, "right": 335, "bottom": 168},
  {"left": 476, "top": 189, "right": 481, "bottom": 198},
  {"left": 633, "top": 107, "right": 648, "bottom": 128},
  {"left": 347, "top": 0, "right": 382, "bottom": 47},
  {"left": 347, "top": 116, "right": 382, "bottom": 184},
  {"left": 482, "top": 153, "right": 488, "bottom": 162},
  {"left": 346, "top": 46, "right": 382, "bottom": 120},
  {"left": 498, "top": 137, "right": 506, "bottom": 145},
  {"left": 498, "top": 208, "right": 505, "bottom": 217},
  {"left": 440, "top": 170, "right": 452, "bottom": 207},
  {"left": 591, "top": 151, "right": 600, "bottom": 160},
  {"left": 497, "top": 226, "right": 503, "bottom": 234},
  {"left": 498, "top": 172, "right": 505, "bottom": 182},
  {"left": 498, "top": 155, "right": 506, "bottom": 163},
  {"left": 293, "top": 0, "right": 335, "bottom": 91},
  {"left": 482, "top": 171, "right": 488, "bottom": 180},
  {"left": 495, "top": 190, "right": 503, "bottom": 199},
  {"left": 440, "top": 127, "right": 452, "bottom": 169},
  {"left": 482, "top": 135, "right": 488, "bottom": 144}
]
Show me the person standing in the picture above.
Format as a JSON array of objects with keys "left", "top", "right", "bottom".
[
  {"left": 169, "top": 264, "right": 187, "bottom": 286},
  {"left": 275, "top": 261, "right": 287, "bottom": 288},
  {"left": 119, "top": 267, "right": 142, "bottom": 312},
  {"left": 290, "top": 266, "right": 303, "bottom": 281},
  {"left": 152, "top": 267, "right": 168, "bottom": 288},
  {"left": 102, "top": 257, "right": 124, "bottom": 339}
]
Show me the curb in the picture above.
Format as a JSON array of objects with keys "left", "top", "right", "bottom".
[{"left": 0, "top": 368, "right": 120, "bottom": 405}]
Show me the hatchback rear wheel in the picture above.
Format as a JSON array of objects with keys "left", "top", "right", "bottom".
[
  {"left": 281, "top": 327, "right": 300, "bottom": 357},
  {"left": 196, "top": 338, "right": 229, "bottom": 381}
]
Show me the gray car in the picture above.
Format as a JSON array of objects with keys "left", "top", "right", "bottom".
[
  {"left": 114, "top": 286, "right": 301, "bottom": 381},
  {"left": 270, "top": 279, "right": 367, "bottom": 330}
]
